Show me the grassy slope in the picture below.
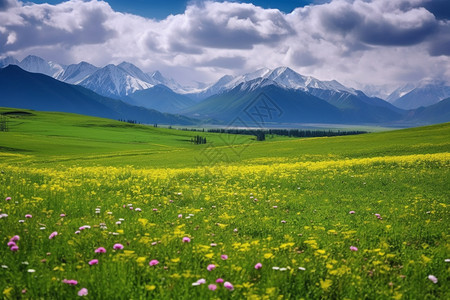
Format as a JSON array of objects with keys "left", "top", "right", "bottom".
[
  {"left": 1, "top": 107, "right": 449, "bottom": 168},
  {"left": 0, "top": 108, "right": 449, "bottom": 299}
]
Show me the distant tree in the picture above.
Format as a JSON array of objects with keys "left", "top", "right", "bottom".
[{"left": 0, "top": 115, "right": 8, "bottom": 132}]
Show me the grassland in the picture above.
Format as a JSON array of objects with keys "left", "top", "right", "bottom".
[{"left": 0, "top": 108, "right": 449, "bottom": 299}]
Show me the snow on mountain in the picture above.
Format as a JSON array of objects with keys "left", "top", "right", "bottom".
[
  {"left": 56, "top": 61, "right": 99, "bottom": 84},
  {"left": 147, "top": 71, "right": 188, "bottom": 93},
  {"left": 79, "top": 64, "right": 154, "bottom": 98},
  {"left": 193, "top": 67, "right": 356, "bottom": 100},
  {"left": 18, "top": 55, "right": 65, "bottom": 78},
  {"left": 386, "top": 83, "right": 420, "bottom": 103},
  {"left": 391, "top": 83, "right": 450, "bottom": 110},
  {"left": 0, "top": 56, "right": 19, "bottom": 68}
]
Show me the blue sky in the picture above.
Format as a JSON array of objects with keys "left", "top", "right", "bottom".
[
  {"left": 1, "top": 0, "right": 449, "bottom": 90},
  {"left": 28, "top": 0, "right": 321, "bottom": 19}
]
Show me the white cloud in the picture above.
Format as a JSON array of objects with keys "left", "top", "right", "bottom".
[{"left": 0, "top": 0, "right": 448, "bottom": 89}]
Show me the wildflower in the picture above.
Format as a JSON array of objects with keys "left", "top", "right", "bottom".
[
  {"left": 75, "top": 231, "right": 80, "bottom": 234},
  {"left": 221, "top": 254, "right": 228, "bottom": 260},
  {"left": 273, "top": 206, "right": 278, "bottom": 209},
  {"left": 5, "top": 197, "right": 11, "bottom": 201},
  {"left": 63, "top": 279, "right": 78, "bottom": 285},
  {"left": 298, "top": 267, "right": 306, "bottom": 271},
  {"left": 25, "top": 214, "right": 32, "bottom": 218},
  {"left": 116, "top": 221, "right": 121, "bottom": 225},
  {"left": 135, "top": 208, "right": 142, "bottom": 212},
  {"left": 27, "top": 269, "right": 35, "bottom": 273},
  {"left": 95, "top": 247, "right": 106, "bottom": 253},
  {"left": 224, "top": 281, "right": 234, "bottom": 291},
  {"left": 349, "top": 211, "right": 355, "bottom": 214},
  {"left": 182, "top": 237, "right": 191, "bottom": 243},
  {"left": 152, "top": 208, "right": 157, "bottom": 211},
  {"left": 216, "top": 278, "right": 224, "bottom": 283},
  {"left": 78, "top": 288, "right": 88, "bottom": 296},
  {"left": 375, "top": 213, "right": 382, "bottom": 220},
  {"left": 10, "top": 235, "right": 19, "bottom": 242},
  {"left": 255, "top": 263, "right": 262, "bottom": 269},
  {"left": 233, "top": 228, "right": 238, "bottom": 233},
  {"left": 21, "top": 289, "right": 27, "bottom": 294},
  {"left": 0, "top": 213, "right": 8, "bottom": 218},
  {"left": 445, "top": 259, "right": 450, "bottom": 263},
  {"left": 178, "top": 214, "right": 182, "bottom": 218},
  {"left": 49, "top": 232, "right": 58, "bottom": 239},
  {"left": 149, "top": 260, "right": 159, "bottom": 266},
  {"left": 88, "top": 259, "right": 98, "bottom": 266},
  {"left": 350, "top": 246, "right": 358, "bottom": 251},
  {"left": 7, "top": 241, "right": 16, "bottom": 248},
  {"left": 281, "top": 220, "right": 287, "bottom": 224},
  {"left": 208, "top": 284, "right": 217, "bottom": 291},
  {"left": 210, "top": 243, "right": 217, "bottom": 247},
  {"left": 10, "top": 245, "right": 19, "bottom": 252},
  {"left": 192, "top": 278, "right": 206, "bottom": 286},
  {"left": 19, "top": 220, "right": 24, "bottom": 223},
  {"left": 272, "top": 267, "right": 280, "bottom": 270},
  {"left": 207, "top": 264, "right": 216, "bottom": 271},
  {"left": 113, "top": 243, "right": 124, "bottom": 250},
  {"left": 60, "top": 214, "right": 66, "bottom": 217},
  {"left": 107, "top": 212, "right": 113, "bottom": 215},
  {"left": 428, "top": 275, "right": 438, "bottom": 284}
]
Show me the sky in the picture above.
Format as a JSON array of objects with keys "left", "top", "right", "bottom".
[{"left": 0, "top": 0, "right": 449, "bottom": 93}]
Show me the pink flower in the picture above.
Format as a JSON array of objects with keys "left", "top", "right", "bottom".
[
  {"left": 349, "top": 211, "right": 355, "bottom": 214},
  {"left": 224, "top": 281, "right": 234, "bottom": 291},
  {"left": 149, "top": 259, "right": 159, "bottom": 266},
  {"left": 7, "top": 241, "right": 16, "bottom": 248},
  {"left": 78, "top": 288, "right": 88, "bottom": 296},
  {"left": 113, "top": 243, "right": 124, "bottom": 250},
  {"left": 375, "top": 213, "right": 382, "bottom": 220},
  {"left": 152, "top": 208, "right": 158, "bottom": 211},
  {"left": 10, "top": 245, "right": 19, "bottom": 252},
  {"left": 75, "top": 231, "right": 80, "bottom": 234},
  {"left": 207, "top": 264, "right": 216, "bottom": 271},
  {"left": 350, "top": 246, "right": 358, "bottom": 251},
  {"left": 216, "top": 278, "right": 224, "bottom": 283},
  {"left": 88, "top": 259, "right": 98, "bottom": 266},
  {"left": 208, "top": 284, "right": 217, "bottom": 291},
  {"left": 221, "top": 254, "right": 228, "bottom": 260},
  {"left": 60, "top": 214, "right": 66, "bottom": 217},
  {"left": 62, "top": 279, "right": 78, "bottom": 285},
  {"left": 5, "top": 197, "right": 11, "bottom": 201},
  {"left": 49, "top": 231, "right": 58, "bottom": 239},
  {"left": 255, "top": 263, "right": 262, "bottom": 269},
  {"left": 182, "top": 237, "right": 191, "bottom": 243},
  {"left": 428, "top": 275, "right": 438, "bottom": 284},
  {"left": 95, "top": 247, "right": 106, "bottom": 253},
  {"left": 281, "top": 220, "right": 286, "bottom": 224},
  {"left": 178, "top": 214, "right": 182, "bottom": 218},
  {"left": 10, "top": 235, "right": 20, "bottom": 242},
  {"left": 25, "top": 214, "right": 32, "bottom": 218}
]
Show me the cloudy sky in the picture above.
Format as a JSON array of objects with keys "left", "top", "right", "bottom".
[{"left": 0, "top": 0, "right": 449, "bottom": 92}]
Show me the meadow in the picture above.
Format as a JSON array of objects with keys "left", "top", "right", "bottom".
[{"left": 0, "top": 108, "right": 449, "bottom": 299}]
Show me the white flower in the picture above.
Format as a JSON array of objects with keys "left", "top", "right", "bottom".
[{"left": 428, "top": 275, "right": 438, "bottom": 284}]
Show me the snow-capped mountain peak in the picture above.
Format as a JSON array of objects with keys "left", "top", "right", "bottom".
[
  {"left": 56, "top": 61, "right": 98, "bottom": 84},
  {"left": 19, "top": 55, "right": 65, "bottom": 78}
]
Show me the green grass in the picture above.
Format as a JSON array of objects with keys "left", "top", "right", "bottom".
[{"left": 0, "top": 108, "right": 449, "bottom": 299}]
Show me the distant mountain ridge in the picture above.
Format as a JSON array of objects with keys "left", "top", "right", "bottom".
[
  {"left": 1, "top": 55, "right": 449, "bottom": 125},
  {"left": 0, "top": 65, "right": 196, "bottom": 125}
]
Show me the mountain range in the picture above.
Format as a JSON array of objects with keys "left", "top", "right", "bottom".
[
  {"left": 0, "top": 55, "right": 449, "bottom": 126},
  {"left": 0, "top": 65, "right": 196, "bottom": 125}
]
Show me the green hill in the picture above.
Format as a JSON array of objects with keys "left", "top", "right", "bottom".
[{"left": 1, "top": 107, "right": 448, "bottom": 168}]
